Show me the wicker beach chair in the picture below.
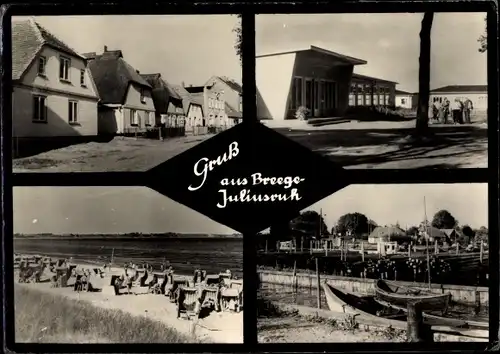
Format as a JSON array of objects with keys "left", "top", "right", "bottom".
[
  {"left": 220, "top": 287, "right": 242, "bottom": 313},
  {"left": 201, "top": 286, "right": 221, "bottom": 312},
  {"left": 176, "top": 286, "right": 202, "bottom": 320},
  {"left": 204, "top": 274, "right": 221, "bottom": 287}
]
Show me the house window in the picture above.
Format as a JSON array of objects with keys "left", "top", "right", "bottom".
[
  {"left": 130, "top": 109, "right": 139, "bottom": 126},
  {"left": 80, "top": 70, "right": 86, "bottom": 86},
  {"left": 140, "top": 88, "right": 146, "bottom": 103},
  {"left": 385, "top": 95, "right": 390, "bottom": 105},
  {"left": 401, "top": 98, "right": 406, "bottom": 105},
  {"left": 59, "top": 56, "right": 70, "bottom": 81},
  {"left": 38, "top": 56, "right": 46, "bottom": 76},
  {"left": 33, "top": 95, "right": 47, "bottom": 122},
  {"left": 238, "top": 96, "right": 242, "bottom": 112},
  {"left": 145, "top": 111, "right": 151, "bottom": 126},
  {"left": 68, "top": 100, "right": 78, "bottom": 123}
]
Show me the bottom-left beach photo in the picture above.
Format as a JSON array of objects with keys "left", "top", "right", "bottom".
[{"left": 11, "top": 186, "right": 244, "bottom": 344}]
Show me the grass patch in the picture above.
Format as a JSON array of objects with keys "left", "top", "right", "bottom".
[
  {"left": 13, "top": 158, "right": 61, "bottom": 169},
  {"left": 15, "top": 285, "right": 196, "bottom": 343}
]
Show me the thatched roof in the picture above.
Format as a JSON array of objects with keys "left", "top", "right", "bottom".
[
  {"left": 368, "top": 226, "right": 406, "bottom": 240},
  {"left": 86, "top": 49, "right": 151, "bottom": 105}
]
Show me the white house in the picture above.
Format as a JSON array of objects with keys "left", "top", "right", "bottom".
[
  {"left": 84, "top": 47, "right": 156, "bottom": 136},
  {"left": 429, "top": 85, "right": 487, "bottom": 122},
  {"left": 172, "top": 84, "right": 204, "bottom": 135},
  {"left": 395, "top": 89, "right": 414, "bottom": 109},
  {"left": 11, "top": 19, "right": 100, "bottom": 145}
]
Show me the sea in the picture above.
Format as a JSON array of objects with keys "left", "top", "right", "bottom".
[{"left": 13, "top": 237, "right": 243, "bottom": 277}]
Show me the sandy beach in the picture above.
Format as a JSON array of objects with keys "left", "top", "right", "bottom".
[{"left": 14, "top": 262, "right": 243, "bottom": 343}]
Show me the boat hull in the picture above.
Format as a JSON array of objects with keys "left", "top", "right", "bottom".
[{"left": 375, "top": 280, "right": 451, "bottom": 312}]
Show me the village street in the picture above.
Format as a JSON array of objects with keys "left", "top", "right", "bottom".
[
  {"left": 274, "top": 120, "right": 488, "bottom": 169},
  {"left": 12, "top": 134, "right": 211, "bottom": 173}
]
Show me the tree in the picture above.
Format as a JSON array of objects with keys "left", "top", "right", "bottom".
[
  {"left": 415, "top": 12, "right": 434, "bottom": 137},
  {"left": 336, "top": 212, "right": 369, "bottom": 237},
  {"left": 478, "top": 16, "right": 487, "bottom": 53},
  {"left": 290, "top": 210, "right": 329, "bottom": 238},
  {"left": 460, "top": 225, "right": 475, "bottom": 245},
  {"left": 431, "top": 210, "right": 458, "bottom": 230},
  {"left": 407, "top": 226, "right": 420, "bottom": 238},
  {"left": 232, "top": 14, "right": 242, "bottom": 65}
]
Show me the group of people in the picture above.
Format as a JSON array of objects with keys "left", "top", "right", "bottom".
[{"left": 431, "top": 97, "right": 474, "bottom": 125}]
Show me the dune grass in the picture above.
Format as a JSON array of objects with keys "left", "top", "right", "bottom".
[{"left": 14, "top": 284, "right": 196, "bottom": 343}]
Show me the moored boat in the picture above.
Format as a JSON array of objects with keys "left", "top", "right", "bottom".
[
  {"left": 322, "top": 281, "right": 407, "bottom": 325},
  {"left": 375, "top": 279, "right": 451, "bottom": 312}
]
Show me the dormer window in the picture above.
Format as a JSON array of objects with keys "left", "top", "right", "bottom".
[
  {"left": 38, "top": 56, "right": 46, "bottom": 76},
  {"left": 59, "top": 56, "right": 71, "bottom": 81}
]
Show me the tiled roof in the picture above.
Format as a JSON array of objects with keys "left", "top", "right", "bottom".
[
  {"left": 430, "top": 85, "right": 487, "bottom": 93},
  {"left": 217, "top": 76, "right": 242, "bottom": 94},
  {"left": 86, "top": 49, "right": 151, "bottom": 105},
  {"left": 12, "top": 18, "right": 84, "bottom": 80},
  {"left": 225, "top": 102, "right": 242, "bottom": 118}
]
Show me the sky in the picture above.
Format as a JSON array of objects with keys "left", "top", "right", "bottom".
[
  {"left": 301, "top": 184, "right": 488, "bottom": 230},
  {"left": 256, "top": 13, "right": 488, "bottom": 92},
  {"left": 13, "top": 187, "right": 237, "bottom": 235},
  {"left": 18, "top": 15, "right": 242, "bottom": 86}
]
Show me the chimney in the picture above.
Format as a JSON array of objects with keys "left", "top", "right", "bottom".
[
  {"left": 104, "top": 45, "right": 108, "bottom": 52},
  {"left": 136, "top": 70, "right": 140, "bottom": 74},
  {"left": 189, "top": 84, "right": 193, "bottom": 87},
  {"left": 181, "top": 81, "right": 185, "bottom": 88}
]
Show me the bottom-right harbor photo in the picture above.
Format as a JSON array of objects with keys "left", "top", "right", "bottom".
[{"left": 256, "top": 183, "right": 489, "bottom": 343}]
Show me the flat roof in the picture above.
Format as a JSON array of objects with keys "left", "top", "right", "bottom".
[
  {"left": 352, "top": 73, "right": 398, "bottom": 85},
  {"left": 256, "top": 45, "right": 367, "bottom": 66},
  {"left": 430, "top": 85, "right": 487, "bottom": 93}
]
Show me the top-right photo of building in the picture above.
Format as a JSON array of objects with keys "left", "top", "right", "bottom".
[{"left": 256, "top": 13, "right": 488, "bottom": 169}]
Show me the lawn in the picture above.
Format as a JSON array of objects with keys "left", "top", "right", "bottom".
[
  {"left": 275, "top": 120, "right": 488, "bottom": 169},
  {"left": 14, "top": 284, "right": 196, "bottom": 343},
  {"left": 13, "top": 134, "right": 211, "bottom": 173}
]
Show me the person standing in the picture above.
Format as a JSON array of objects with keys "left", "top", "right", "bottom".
[
  {"left": 442, "top": 98, "right": 450, "bottom": 123},
  {"left": 463, "top": 98, "right": 473, "bottom": 124},
  {"left": 451, "top": 98, "right": 462, "bottom": 124}
]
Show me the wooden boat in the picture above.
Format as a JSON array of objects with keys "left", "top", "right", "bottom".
[
  {"left": 322, "top": 282, "right": 406, "bottom": 323},
  {"left": 375, "top": 279, "right": 451, "bottom": 312},
  {"left": 374, "top": 298, "right": 489, "bottom": 330}
]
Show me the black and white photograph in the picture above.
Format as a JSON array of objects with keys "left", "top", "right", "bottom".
[
  {"left": 256, "top": 13, "right": 488, "bottom": 169},
  {"left": 11, "top": 15, "right": 242, "bottom": 173},
  {"left": 256, "top": 184, "right": 489, "bottom": 343},
  {"left": 12, "top": 187, "right": 243, "bottom": 343}
]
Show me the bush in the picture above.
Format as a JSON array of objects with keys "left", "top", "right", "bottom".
[{"left": 295, "top": 106, "right": 311, "bottom": 120}]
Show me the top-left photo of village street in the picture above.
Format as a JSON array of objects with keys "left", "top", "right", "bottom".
[{"left": 11, "top": 15, "right": 243, "bottom": 173}]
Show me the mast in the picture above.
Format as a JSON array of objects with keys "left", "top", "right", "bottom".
[{"left": 424, "top": 197, "right": 431, "bottom": 289}]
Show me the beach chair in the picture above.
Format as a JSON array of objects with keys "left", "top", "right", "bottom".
[
  {"left": 176, "top": 286, "right": 202, "bottom": 320},
  {"left": 169, "top": 278, "right": 189, "bottom": 302},
  {"left": 148, "top": 276, "right": 162, "bottom": 294},
  {"left": 204, "top": 274, "right": 221, "bottom": 287},
  {"left": 219, "top": 271, "right": 233, "bottom": 287},
  {"left": 201, "top": 286, "right": 221, "bottom": 312},
  {"left": 220, "top": 287, "right": 242, "bottom": 313}
]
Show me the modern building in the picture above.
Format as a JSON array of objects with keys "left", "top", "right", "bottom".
[
  {"left": 84, "top": 47, "right": 156, "bottom": 136},
  {"left": 349, "top": 73, "right": 397, "bottom": 108},
  {"left": 395, "top": 89, "right": 415, "bottom": 109},
  {"left": 256, "top": 45, "right": 398, "bottom": 123},
  {"left": 12, "top": 19, "right": 100, "bottom": 144}
]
